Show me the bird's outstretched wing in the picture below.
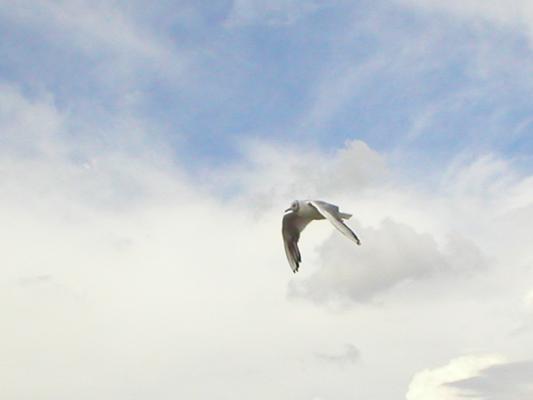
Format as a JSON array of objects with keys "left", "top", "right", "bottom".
[
  {"left": 308, "top": 201, "right": 361, "bottom": 245},
  {"left": 282, "top": 213, "right": 311, "bottom": 273},
  {"left": 283, "top": 234, "right": 300, "bottom": 273}
]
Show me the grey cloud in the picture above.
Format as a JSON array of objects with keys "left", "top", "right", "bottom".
[
  {"left": 289, "top": 219, "right": 484, "bottom": 304},
  {"left": 315, "top": 344, "right": 360, "bottom": 366},
  {"left": 447, "top": 361, "right": 533, "bottom": 400}
]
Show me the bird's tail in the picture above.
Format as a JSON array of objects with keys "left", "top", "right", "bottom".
[{"left": 339, "top": 212, "right": 352, "bottom": 219}]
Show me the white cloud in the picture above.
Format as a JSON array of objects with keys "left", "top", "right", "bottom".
[
  {"left": 2, "top": 84, "right": 533, "bottom": 399},
  {"left": 210, "top": 139, "right": 387, "bottom": 210},
  {"left": 0, "top": 85, "right": 297, "bottom": 399},
  {"left": 398, "top": 0, "right": 533, "bottom": 45},
  {"left": 448, "top": 360, "right": 533, "bottom": 399},
  {"left": 524, "top": 289, "right": 533, "bottom": 311},
  {"left": 0, "top": 83, "right": 65, "bottom": 158},
  {"left": 406, "top": 354, "right": 505, "bottom": 400}
]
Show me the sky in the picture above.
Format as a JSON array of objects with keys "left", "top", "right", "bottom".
[{"left": 1, "top": 1, "right": 533, "bottom": 399}]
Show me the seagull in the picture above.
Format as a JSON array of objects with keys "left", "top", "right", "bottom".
[{"left": 282, "top": 200, "right": 361, "bottom": 273}]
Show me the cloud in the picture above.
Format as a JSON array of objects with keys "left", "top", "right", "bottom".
[
  {"left": 315, "top": 343, "right": 360, "bottom": 366},
  {"left": 0, "top": 83, "right": 181, "bottom": 213},
  {"left": 216, "top": 138, "right": 531, "bottom": 312},
  {"left": 289, "top": 219, "right": 484, "bottom": 304},
  {"left": 2, "top": 83, "right": 533, "bottom": 399},
  {"left": 447, "top": 360, "right": 533, "bottom": 399},
  {"left": 17, "top": 274, "right": 53, "bottom": 287},
  {"left": 296, "top": 54, "right": 391, "bottom": 132},
  {"left": 211, "top": 139, "right": 387, "bottom": 209},
  {"left": 0, "top": 83, "right": 65, "bottom": 158},
  {"left": 2, "top": 3, "right": 533, "bottom": 399},
  {"left": 0, "top": 87, "right": 285, "bottom": 399},
  {"left": 524, "top": 289, "right": 533, "bottom": 311},
  {"left": 397, "top": 0, "right": 533, "bottom": 46},
  {"left": 0, "top": 0, "right": 190, "bottom": 99},
  {"left": 1, "top": 82, "right": 378, "bottom": 400},
  {"left": 290, "top": 0, "right": 533, "bottom": 160},
  {"left": 406, "top": 355, "right": 505, "bottom": 400},
  {"left": 0, "top": 0, "right": 171, "bottom": 60}
]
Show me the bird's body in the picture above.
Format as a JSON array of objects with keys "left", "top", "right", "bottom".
[
  {"left": 282, "top": 200, "right": 360, "bottom": 273},
  {"left": 292, "top": 201, "right": 324, "bottom": 220}
]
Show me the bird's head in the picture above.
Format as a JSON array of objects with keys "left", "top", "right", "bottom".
[{"left": 285, "top": 200, "right": 300, "bottom": 213}]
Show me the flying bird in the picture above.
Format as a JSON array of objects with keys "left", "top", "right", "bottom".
[{"left": 282, "top": 200, "right": 361, "bottom": 273}]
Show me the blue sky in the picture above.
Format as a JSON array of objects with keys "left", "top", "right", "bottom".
[
  {"left": 2, "top": 0, "right": 531, "bottom": 171},
  {"left": 2, "top": 2, "right": 533, "bottom": 399}
]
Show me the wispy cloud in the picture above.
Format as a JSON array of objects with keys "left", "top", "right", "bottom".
[
  {"left": 315, "top": 343, "right": 360, "bottom": 366},
  {"left": 0, "top": 0, "right": 177, "bottom": 62},
  {"left": 397, "top": 0, "right": 533, "bottom": 46}
]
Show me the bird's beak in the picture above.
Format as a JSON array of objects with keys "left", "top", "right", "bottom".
[{"left": 284, "top": 207, "right": 292, "bottom": 212}]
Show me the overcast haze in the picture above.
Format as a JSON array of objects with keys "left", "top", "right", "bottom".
[{"left": 1, "top": 1, "right": 533, "bottom": 399}]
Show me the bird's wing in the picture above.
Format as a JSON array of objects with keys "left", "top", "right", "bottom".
[
  {"left": 308, "top": 201, "right": 361, "bottom": 245},
  {"left": 282, "top": 213, "right": 311, "bottom": 273},
  {"left": 283, "top": 235, "right": 300, "bottom": 273}
]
